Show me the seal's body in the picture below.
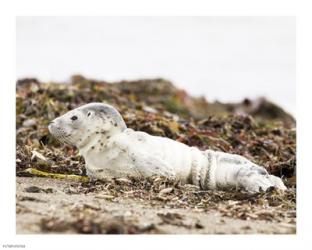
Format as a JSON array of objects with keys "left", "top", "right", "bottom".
[{"left": 49, "top": 103, "right": 286, "bottom": 192}]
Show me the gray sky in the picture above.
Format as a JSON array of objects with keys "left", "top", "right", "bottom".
[{"left": 16, "top": 16, "right": 296, "bottom": 114}]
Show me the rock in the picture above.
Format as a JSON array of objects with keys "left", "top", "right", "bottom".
[
  {"left": 25, "top": 186, "right": 54, "bottom": 193},
  {"left": 159, "top": 187, "right": 173, "bottom": 195},
  {"left": 142, "top": 106, "right": 158, "bottom": 114},
  {"left": 22, "top": 119, "right": 37, "bottom": 127}
]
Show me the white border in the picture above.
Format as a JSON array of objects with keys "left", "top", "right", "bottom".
[{"left": 1, "top": 0, "right": 311, "bottom": 249}]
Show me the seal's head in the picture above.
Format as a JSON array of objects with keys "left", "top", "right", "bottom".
[{"left": 48, "top": 103, "right": 127, "bottom": 149}]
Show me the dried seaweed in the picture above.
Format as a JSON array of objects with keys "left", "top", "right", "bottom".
[{"left": 16, "top": 76, "right": 296, "bottom": 179}]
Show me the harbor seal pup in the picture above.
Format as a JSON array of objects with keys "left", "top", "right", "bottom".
[{"left": 48, "top": 102, "right": 286, "bottom": 192}]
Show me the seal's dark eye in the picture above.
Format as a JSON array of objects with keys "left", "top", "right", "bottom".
[{"left": 71, "top": 116, "right": 78, "bottom": 121}]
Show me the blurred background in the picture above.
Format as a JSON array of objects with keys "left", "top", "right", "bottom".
[{"left": 16, "top": 16, "right": 296, "bottom": 115}]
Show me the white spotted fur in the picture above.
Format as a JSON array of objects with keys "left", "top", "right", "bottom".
[{"left": 49, "top": 103, "right": 286, "bottom": 192}]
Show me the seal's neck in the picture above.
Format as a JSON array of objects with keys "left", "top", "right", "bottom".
[{"left": 77, "top": 127, "right": 122, "bottom": 157}]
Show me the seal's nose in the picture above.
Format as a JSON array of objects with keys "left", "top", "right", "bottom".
[{"left": 48, "top": 121, "right": 55, "bottom": 133}]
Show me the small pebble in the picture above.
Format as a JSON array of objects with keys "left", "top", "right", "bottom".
[{"left": 22, "top": 119, "right": 37, "bottom": 127}]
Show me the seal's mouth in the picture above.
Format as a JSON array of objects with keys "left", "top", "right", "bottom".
[{"left": 48, "top": 123, "right": 75, "bottom": 146}]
